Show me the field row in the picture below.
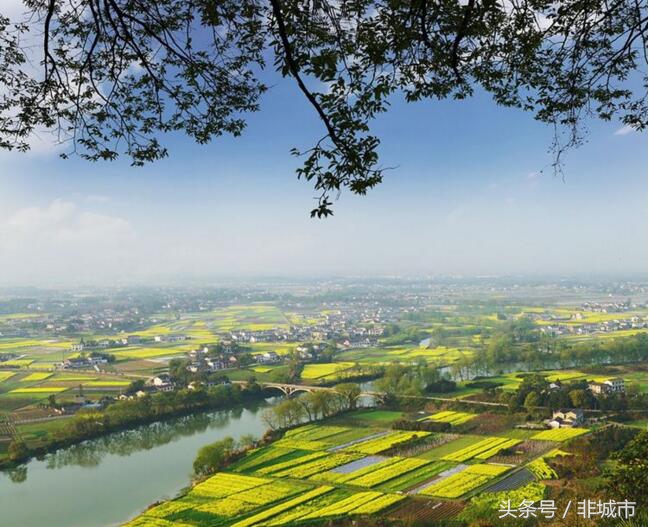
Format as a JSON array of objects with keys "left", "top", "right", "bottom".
[
  {"left": 441, "top": 436, "right": 521, "bottom": 462},
  {"left": 419, "top": 464, "right": 510, "bottom": 498}
]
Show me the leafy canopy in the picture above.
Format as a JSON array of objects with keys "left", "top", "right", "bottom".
[{"left": 0, "top": 0, "right": 646, "bottom": 216}]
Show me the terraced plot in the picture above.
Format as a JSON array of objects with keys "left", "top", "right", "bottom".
[
  {"left": 424, "top": 410, "right": 476, "bottom": 425},
  {"left": 378, "top": 460, "right": 456, "bottom": 492},
  {"left": 123, "top": 420, "right": 592, "bottom": 526},
  {"left": 297, "top": 491, "right": 405, "bottom": 520},
  {"left": 230, "top": 446, "right": 308, "bottom": 473},
  {"left": 440, "top": 436, "right": 521, "bottom": 462},
  {"left": 9, "top": 386, "right": 68, "bottom": 394},
  {"left": 20, "top": 372, "right": 52, "bottom": 382},
  {"left": 343, "top": 431, "right": 430, "bottom": 454},
  {"left": 419, "top": 464, "right": 510, "bottom": 498},
  {"left": 269, "top": 452, "right": 361, "bottom": 479},
  {"left": 344, "top": 457, "right": 430, "bottom": 487},
  {"left": 191, "top": 472, "right": 270, "bottom": 498},
  {"left": 0, "top": 371, "right": 15, "bottom": 383},
  {"left": 527, "top": 457, "right": 558, "bottom": 479},
  {"left": 531, "top": 428, "right": 589, "bottom": 442}
]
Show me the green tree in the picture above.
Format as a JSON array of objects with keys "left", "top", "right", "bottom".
[
  {"left": 193, "top": 437, "right": 236, "bottom": 476},
  {"left": 237, "top": 434, "right": 257, "bottom": 449},
  {"left": 7, "top": 439, "right": 29, "bottom": 462},
  {"left": 0, "top": 1, "right": 644, "bottom": 216},
  {"left": 605, "top": 432, "right": 648, "bottom": 508},
  {"left": 125, "top": 379, "right": 146, "bottom": 395},
  {"left": 568, "top": 389, "right": 591, "bottom": 409},
  {"left": 334, "top": 383, "right": 361, "bottom": 410},
  {"left": 523, "top": 391, "right": 540, "bottom": 412}
]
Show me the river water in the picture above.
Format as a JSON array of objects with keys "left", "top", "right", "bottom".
[{"left": 0, "top": 401, "right": 272, "bottom": 527}]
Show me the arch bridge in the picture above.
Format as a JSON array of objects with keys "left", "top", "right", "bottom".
[{"left": 231, "top": 380, "right": 383, "bottom": 400}]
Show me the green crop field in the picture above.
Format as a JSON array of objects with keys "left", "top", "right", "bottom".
[
  {"left": 0, "top": 371, "right": 16, "bottom": 383},
  {"left": 419, "top": 464, "right": 510, "bottom": 498},
  {"left": 126, "top": 415, "right": 589, "bottom": 526},
  {"left": 0, "top": 359, "right": 34, "bottom": 367},
  {"left": 9, "top": 386, "right": 69, "bottom": 394},
  {"left": 424, "top": 410, "right": 476, "bottom": 425},
  {"left": 301, "top": 362, "right": 355, "bottom": 380},
  {"left": 531, "top": 428, "right": 590, "bottom": 442},
  {"left": 20, "top": 372, "right": 53, "bottom": 382},
  {"left": 344, "top": 409, "right": 404, "bottom": 423}
]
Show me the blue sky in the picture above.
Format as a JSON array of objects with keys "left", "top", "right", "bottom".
[{"left": 0, "top": 72, "right": 646, "bottom": 285}]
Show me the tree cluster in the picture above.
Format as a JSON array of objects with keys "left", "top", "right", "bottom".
[{"left": 261, "top": 383, "right": 361, "bottom": 430}]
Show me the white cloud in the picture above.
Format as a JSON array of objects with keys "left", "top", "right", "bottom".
[
  {"left": 614, "top": 125, "right": 634, "bottom": 136},
  {"left": 1, "top": 199, "right": 133, "bottom": 246},
  {"left": 0, "top": 200, "right": 136, "bottom": 284}
]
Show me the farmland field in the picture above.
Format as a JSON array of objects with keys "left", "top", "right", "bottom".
[
  {"left": 0, "top": 371, "right": 16, "bottom": 383},
  {"left": 418, "top": 464, "right": 510, "bottom": 498},
  {"left": 124, "top": 415, "right": 593, "bottom": 526},
  {"left": 0, "top": 288, "right": 645, "bottom": 526},
  {"left": 20, "top": 372, "right": 53, "bottom": 382},
  {"left": 301, "top": 362, "right": 355, "bottom": 380},
  {"left": 531, "top": 428, "right": 590, "bottom": 442},
  {"left": 9, "top": 386, "right": 68, "bottom": 394},
  {"left": 424, "top": 410, "right": 476, "bottom": 425}
]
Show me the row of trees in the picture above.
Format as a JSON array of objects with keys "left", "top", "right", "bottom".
[
  {"left": 5, "top": 383, "right": 264, "bottom": 465},
  {"left": 495, "top": 373, "right": 647, "bottom": 412},
  {"left": 376, "top": 362, "right": 456, "bottom": 397},
  {"left": 261, "top": 383, "right": 361, "bottom": 431},
  {"left": 450, "top": 332, "right": 647, "bottom": 381}
]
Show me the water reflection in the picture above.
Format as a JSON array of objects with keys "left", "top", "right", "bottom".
[
  {"left": 0, "top": 401, "right": 274, "bottom": 527},
  {"left": 7, "top": 466, "right": 27, "bottom": 484},
  {"left": 5, "top": 400, "right": 268, "bottom": 479}
]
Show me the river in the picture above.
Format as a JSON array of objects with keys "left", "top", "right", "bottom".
[{"left": 0, "top": 400, "right": 273, "bottom": 527}]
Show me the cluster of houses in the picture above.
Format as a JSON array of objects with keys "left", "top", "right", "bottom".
[
  {"left": 117, "top": 373, "right": 231, "bottom": 400},
  {"left": 59, "top": 355, "right": 109, "bottom": 370},
  {"left": 547, "top": 408, "right": 584, "bottom": 428},
  {"left": 186, "top": 347, "right": 240, "bottom": 373},
  {"left": 541, "top": 377, "right": 626, "bottom": 430},
  {"left": 69, "top": 333, "right": 193, "bottom": 353},
  {"left": 581, "top": 301, "right": 642, "bottom": 313},
  {"left": 539, "top": 316, "right": 646, "bottom": 337}
]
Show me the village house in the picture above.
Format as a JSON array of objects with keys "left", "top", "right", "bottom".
[
  {"left": 61, "top": 357, "right": 91, "bottom": 369},
  {"left": 121, "top": 335, "right": 143, "bottom": 345},
  {"left": 604, "top": 377, "right": 625, "bottom": 393},
  {"left": 588, "top": 381, "right": 609, "bottom": 396},
  {"left": 588, "top": 377, "right": 625, "bottom": 396},
  {"left": 256, "top": 351, "right": 280, "bottom": 364},
  {"left": 147, "top": 374, "right": 174, "bottom": 392},
  {"left": 547, "top": 409, "right": 584, "bottom": 428},
  {"left": 154, "top": 334, "right": 188, "bottom": 343}
]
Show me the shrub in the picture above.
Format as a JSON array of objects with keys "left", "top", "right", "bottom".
[{"left": 393, "top": 418, "right": 451, "bottom": 433}]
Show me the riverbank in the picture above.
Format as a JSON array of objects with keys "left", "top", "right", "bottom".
[
  {"left": 0, "top": 382, "right": 266, "bottom": 469},
  {"left": 0, "top": 401, "right": 274, "bottom": 527}
]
